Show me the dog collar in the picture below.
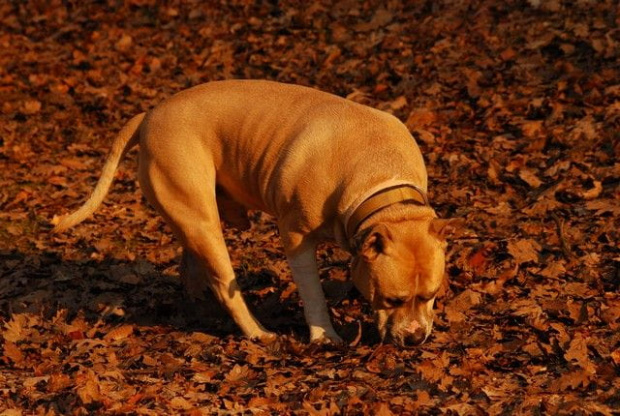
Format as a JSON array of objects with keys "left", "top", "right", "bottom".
[{"left": 346, "top": 183, "right": 429, "bottom": 238}]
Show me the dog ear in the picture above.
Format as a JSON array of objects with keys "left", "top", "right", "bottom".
[
  {"left": 429, "top": 218, "right": 464, "bottom": 240},
  {"left": 354, "top": 224, "right": 392, "bottom": 262}
]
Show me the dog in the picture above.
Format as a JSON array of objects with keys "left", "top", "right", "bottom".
[{"left": 54, "top": 80, "right": 459, "bottom": 346}]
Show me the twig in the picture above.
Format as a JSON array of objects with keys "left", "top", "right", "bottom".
[{"left": 550, "top": 212, "right": 573, "bottom": 261}]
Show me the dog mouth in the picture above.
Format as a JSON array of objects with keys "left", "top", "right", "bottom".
[
  {"left": 382, "top": 330, "right": 429, "bottom": 347},
  {"left": 378, "top": 313, "right": 432, "bottom": 347}
]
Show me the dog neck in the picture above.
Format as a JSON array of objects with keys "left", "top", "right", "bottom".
[{"left": 343, "top": 180, "right": 430, "bottom": 239}]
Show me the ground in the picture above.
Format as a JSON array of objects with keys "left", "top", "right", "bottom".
[{"left": 0, "top": 0, "right": 619, "bottom": 414}]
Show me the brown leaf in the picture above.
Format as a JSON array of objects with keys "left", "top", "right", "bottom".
[
  {"left": 115, "top": 34, "right": 133, "bottom": 51},
  {"left": 564, "top": 333, "right": 590, "bottom": 368},
  {"left": 412, "top": 128, "right": 436, "bottom": 145},
  {"left": 550, "top": 368, "right": 594, "bottom": 391},
  {"left": 569, "top": 116, "right": 598, "bottom": 142},
  {"left": 585, "top": 199, "right": 620, "bottom": 216},
  {"left": 225, "top": 364, "right": 257, "bottom": 384},
  {"left": 170, "top": 397, "right": 193, "bottom": 410},
  {"left": 389, "top": 96, "right": 407, "bottom": 110},
  {"left": 468, "top": 243, "right": 497, "bottom": 274},
  {"left": 521, "top": 120, "right": 544, "bottom": 138},
  {"left": 354, "top": 8, "right": 393, "bottom": 31},
  {"left": 500, "top": 47, "right": 517, "bottom": 61},
  {"left": 444, "top": 289, "right": 483, "bottom": 323},
  {"left": 518, "top": 168, "right": 543, "bottom": 188},
  {"left": 104, "top": 324, "right": 134, "bottom": 342},
  {"left": 512, "top": 299, "right": 548, "bottom": 330},
  {"left": 374, "top": 402, "right": 395, "bottom": 416},
  {"left": 537, "top": 261, "right": 566, "bottom": 279},
  {"left": 192, "top": 370, "right": 218, "bottom": 384},
  {"left": 47, "top": 373, "right": 73, "bottom": 393},
  {"left": 22, "top": 99, "right": 41, "bottom": 114},
  {"left": 3, "top": 342, "right": 24, "bottom": 365},
  {"left": 76, "top": 371, "right": 102, "bottom": 404},
  {"left": 417, "top": 352, "right": 449, "bottom": 385},
  {"left": 580, "top": 180, "right": 602, "bottom": 200},
  {"left": 406, "top": 109, "right": 437, "bottom": 130},
  {"left": 59, "top": 157, "right": 89, "bottom": 170},
  {"left": 507, "top": 239, "right": 541, "bottom": 264},
  {"left": 0, "top": 409, "right": 23, "bottom": 416},
  {"left": 2, "top": 314, "right": 30, "bottom": 343}
]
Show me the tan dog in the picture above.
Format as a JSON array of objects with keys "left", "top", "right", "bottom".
[{"left": 54, "top": 80, "right": 458, "bottom": 346}]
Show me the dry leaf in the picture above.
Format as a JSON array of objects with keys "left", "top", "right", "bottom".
[
  {"left": 3, "top": 342, "right": 24, "bottom": 365},
  {"left": 76, "top": 371, "right": 102, "bottom": 404},
  {"left": 1, "top": 2, "right": 618, "bottom": 414},
  {"left": 521, "top": 120, "right": 544, "bottom": 138},
  {"left": 116, "top": 34, "right": 133, "bottom": 51},
  {"left": 170, "top": 397, "right": 193, "bottom": 410},
  {"left": 564, "top": 333, "right": 590, "bottom": 369},
  {"left": 22, "top": 100, "right": 41, "bottom": 114},
  {"left": 507, "top": 239, "right": 541, "bottom": 264},
  {"left": 518, "top": 168, "right": 543, "bottom": 188},
  {"left": 580, "top": 180, "right": 602, "bottom": 200},
  {"left": 406, "top": 109, "right": 437, "bottom": 129},
  {"left": 104, "top": 325, "right": 134, "bottom": 341}
]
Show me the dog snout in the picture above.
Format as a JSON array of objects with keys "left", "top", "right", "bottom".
[
  {"left": 381, "top": 318, "right": 430, "bottom": 347},
  {"left": 402, "top": 327, "right": 427, "bottom": 346}
]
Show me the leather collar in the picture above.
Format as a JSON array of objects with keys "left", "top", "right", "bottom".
[{"left": 346, "top": 183, "right": 429, "bottom": 238}]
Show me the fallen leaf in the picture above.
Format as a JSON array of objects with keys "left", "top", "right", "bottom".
[
  {"left": 170, "top": 397, "right": 193, "bottom": 410},
  {"left": 406, "top": 109, "right": 437, "bottom": 129},
  {"left": 76, "top": 371, "right": 102, "bottom": 404},
  {"left": 104, "top": 325, "right": 134, "bottom": 342},
  {"left": 564, "top": 333, "right": 590, "bottom": 369},
  {"left": 507, "top": 239, "right": 541, "bottom": 264},
  {"left": 518, "top": 168, "right": 543, "bottom": 188},
  {"left": 22, "top": 100, "right": 41, "bottom": 114},
  {"left": 3, "top": 342, "right": 24, "bottom": 365}
]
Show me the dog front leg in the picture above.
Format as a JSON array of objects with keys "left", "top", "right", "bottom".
[{"left": 282, "top": 233, "right": 342, "bottom": 344}]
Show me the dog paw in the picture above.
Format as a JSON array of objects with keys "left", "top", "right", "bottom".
[
  {"left": 310, "top": 329, "right": 344, "bottom": 346},
  {"left": 252, "top": 331, "right": 278, "bottom": 345}
]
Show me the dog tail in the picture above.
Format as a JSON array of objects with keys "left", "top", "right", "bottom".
[{"left": 53, "top": 112, "right": 146, "bottom": 233}]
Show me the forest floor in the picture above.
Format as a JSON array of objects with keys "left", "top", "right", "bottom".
[{"left": 0, "top": 0, "right": 618, "bottom": 414}]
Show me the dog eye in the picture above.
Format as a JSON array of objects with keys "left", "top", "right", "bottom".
[{"left": 385, "top": 297, "right": 408, "bottom": 308}]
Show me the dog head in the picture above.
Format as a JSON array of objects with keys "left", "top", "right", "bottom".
[{"left": 350, "top": 217, "right": 459, "bottom": 347}]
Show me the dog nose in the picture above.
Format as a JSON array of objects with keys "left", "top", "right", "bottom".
[{"left": 403, "top": 327, "right": 427, "bottom": 346}]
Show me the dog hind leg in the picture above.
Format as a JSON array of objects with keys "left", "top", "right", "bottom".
[
  {"left": 215, "top": 186, "right": 251, "bottom": 231},
  {"left": 138, "top": 156, "right": 273, "bottom": 341}
]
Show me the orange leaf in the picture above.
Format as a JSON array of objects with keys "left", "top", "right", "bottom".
[
  {"left": 47, "top": 373, "right": 73, "bottom": 393},
  {"left": 22, "top": 100, "right": 41, "bottom": 114},
  {"left": 564, "top": 333, "right": 590, "bottom": 369},
  {"left": 507, "top": 239, "right": 541, "bottom": 264},
  {"left": 76, "top": 371, "right": 102, "bottom": 404},
  {"left": 104, "top": 325, "right": 134, "bottom": 342},
  {"left": 521, "top": 120, "right": 544, "bottom": 138},
  {"left": 60, "top": 157, "right": 88, "bottom": 170},
  {"left": 518, "top": 168, "right": 543, "bottom": 188},
  {"left": 406, "top": 109, "right": 437, "bottom": 129},
  {"left": 170, "top": 397, "right": 193, "bottom": 410},
  {"left": 3, "top": 342, "right": 24, "bottom": 365}
]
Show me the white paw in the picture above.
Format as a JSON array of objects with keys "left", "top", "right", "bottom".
[{"left": 309, "top": 327, "right": 344, "bottom": 345}]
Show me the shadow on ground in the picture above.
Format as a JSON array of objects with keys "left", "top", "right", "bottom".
[{"left": 0, "top": 250, "right": 375, "bottom": 344}]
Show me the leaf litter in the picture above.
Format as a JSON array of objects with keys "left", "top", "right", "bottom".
[{"left": 1, "top": 0, "right": 619, "bottom": 414}]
